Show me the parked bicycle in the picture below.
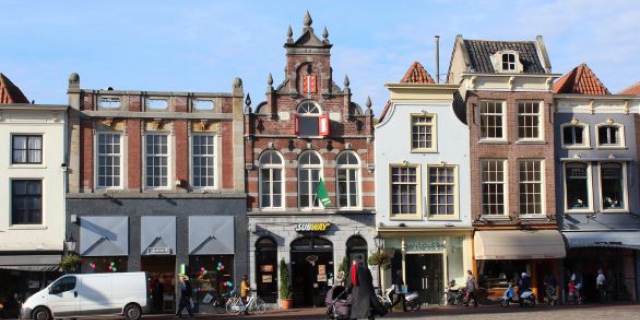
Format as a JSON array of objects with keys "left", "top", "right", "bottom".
[
  {"left": 226, "top": 290, "right": 266, "bottom": 315},
  {"left": 439, "top": 280, "right": 464, "bottom": 305},
  {"left": 212, "top": 289, "right": 237, "bottom": 314}
]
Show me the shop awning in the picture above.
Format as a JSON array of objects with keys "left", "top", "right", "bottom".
[
  {"left": 474, "top": 230, "right": 566, "bottom": 260},
  {"left": 141, "top": 216, "right": 176, "bottom": 255},
  {"left": 189, "top": 216, "right": 235, "bottom": 255},
  {"left": 80, "top": 216, "right": 129, "bottom": 256},
  {"left": 563, "top": 231, "right": 640, "bottom": 250},
  {"left": 0, "top": 254, "right": 61, "bottom": 272}
]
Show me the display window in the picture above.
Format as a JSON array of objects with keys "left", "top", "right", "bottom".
[
  {"left": 82, "top": 257, "right": 128, "bottom": 273},
  {"left": 188, "top": 255, "right": 234, "bottom": 313}
]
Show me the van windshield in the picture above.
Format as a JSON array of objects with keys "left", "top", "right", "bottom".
[{"left": 50, "top": 276, "right": 77, "bottom": 294}]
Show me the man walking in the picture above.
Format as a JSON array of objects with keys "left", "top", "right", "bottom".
[
  {"left": 465, "top": 270, "right": 478, "bottom": 307},
  {"left": 596, "top": 268, "right": 606, "bottom": 303}
]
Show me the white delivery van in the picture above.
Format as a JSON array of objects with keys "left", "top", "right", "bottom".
[{"left": 21, "top": 272, "right": 150, "bottom": 320}]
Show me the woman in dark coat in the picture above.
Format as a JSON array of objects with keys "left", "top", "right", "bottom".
[{"left": 346, "top": 260, "right": 387, "bottom": 320}]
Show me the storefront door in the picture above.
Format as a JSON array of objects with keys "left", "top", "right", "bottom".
[
  {"left": 290, "top": 237, "right": 333, "bottom": 307},
  {"left": 405, "top": 253, "right": 443, "bottom": 304},
  {"left": 141, "top": 256, "right": 176, "bottom": 314}
]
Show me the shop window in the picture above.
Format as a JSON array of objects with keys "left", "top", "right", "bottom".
[
  {"left": 11, "top": 180, "right": 42, "bottom": 225},
  {"left": 600, "top": 162, "right": 626, "bottom": 211},
  {"left": 189, "top": 255, "right": 235, "bottom": 311},
  {"left": 255, "top": 237, "right": 278, "bottom": 303},
  {"left": 481, "top": 160, "right": 506, "bottom": 216},
  {"left": 336, "top": 152, "right": 360, "bottom": 208},
  {"left": 82, "top": 257, "right": 128, "bottom": 273},
  {"left": 564, "top": 162, "right": 591, "bottom": 211},
  {"left": 259, "top": 151, "right": 284, "bottom": 209},
  {"left": 298, "top": 151, "right": 322, "bottom": 209}
]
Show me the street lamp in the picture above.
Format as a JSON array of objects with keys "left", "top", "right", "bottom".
[
  {"left": 65, "top": 234, "right": 77, "bottom": 253},
  {"left": 373, "top": 234, "right": 383, "bottom": 289}
]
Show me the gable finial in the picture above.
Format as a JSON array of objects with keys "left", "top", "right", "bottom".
[
  {"left": 344, "top": 75, "right": 350, "bottom": 88},
  {"left": 303, "top": 10, "right": 313, "bottom": 30},
  {"left": 323, "top": 27, "right": 329, "bottom": 40},
  {"left": 287, "top": 25, "right": 293, "bottom": 42},
  {"left": 245, "top": 93, "right": 252, "bottom": 107},
  {"left": 267, "top": 73, "right": 273, "bottom": 86},
  {"left": 366, "top": 96, "right": 372, "bottom": 110}
]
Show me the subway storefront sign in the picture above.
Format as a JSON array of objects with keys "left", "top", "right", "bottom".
[{"left": 295, "top": 222, "right": 331, "bottom": 233}]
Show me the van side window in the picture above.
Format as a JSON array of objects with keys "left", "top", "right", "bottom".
[{"left": 50, "top": 276, "right": 77, "bottom": 294}]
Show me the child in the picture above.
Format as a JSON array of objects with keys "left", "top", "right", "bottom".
[{"left": 568, "top": 281, "right": 576, "bottom": 303}]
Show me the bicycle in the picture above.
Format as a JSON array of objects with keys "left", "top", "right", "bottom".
[
  {"left": 212, "top": 289, "right": 236, "bottom": 314},
  {"left": 226, "top": 290, "right": 266, "bottom": 315}
]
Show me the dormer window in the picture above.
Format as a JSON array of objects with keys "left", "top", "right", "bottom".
[
  {"left": 502, "top": 53, "right": 516, "bottom": 71},
  {"left": 491, "top": 50, "right": 522, "bottom": 73}
]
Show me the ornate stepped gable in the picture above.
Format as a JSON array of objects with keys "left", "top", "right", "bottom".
[{"left": 554, "top": 63, "right": 611, "bottom": 95}]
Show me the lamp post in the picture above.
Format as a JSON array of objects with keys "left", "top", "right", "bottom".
[
  {"left": 373, "top": 234, "right": 383, "bottom": 289},
  {"left": 65, "top": 234, "right": 77, "bottom": 253}
]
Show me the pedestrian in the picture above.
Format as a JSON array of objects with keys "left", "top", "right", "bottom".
[
  {"left": 389, "top": 270, "right": 406, "bottom": 312},
  {"left": 240, "top": 275, "right": 251, "bottom": 304},
  {"left": 152, "top": 279, "right": 164, "bottom": 314},
  {"left": 596, "top": 268, "right": 606, "bottom": 303},
  {"left": 518, "top": 272, "right": 531, "bottom": 299},
  {"left": 346, "top": 259, "right": 387, "bottom": 320},
  {"left": 465, "top": 270, "right": 478, "bottom": 307},
  {"left": 543, "top": 273, "right": 557, "bottom": 302},
  {"left": 175, "top": 275, "right": 194, "bottom": 318}
]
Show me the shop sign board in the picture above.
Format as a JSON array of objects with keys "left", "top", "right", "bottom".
[
  {"left": 295, "top": 222, "right": 331, "bottom": 233},
  {"left": 405, "top": 242, "right": 445, "bottom": 252}
]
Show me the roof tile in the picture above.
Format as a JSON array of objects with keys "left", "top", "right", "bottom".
[
  {"left": 554, "top": 64, "right": 610, "bottom": 95},
  {"left": 0, "top": 73, "right": 29, "bottom": 104},
  {"left": 463, "top": 39, "right": 546, "bottom": 74},
  {"left": 620, "top": 81, "right": 640, "bottom": 95},
  {"left": 379, "top": 62, "right": 436, "bottom": 121}
]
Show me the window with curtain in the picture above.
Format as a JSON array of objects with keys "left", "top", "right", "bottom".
[
  {"left": 259, "top": 151, "right": 284, "bottom": 208},
  {"left": 12, "top": 135, "right": 42, "bottom": 164},
  {"left": 298, "top": 151, "right": 322, "bottom": 208},
  {"left": 565, "top": 162, "right": 590, "bottom": 210},
  {"left": 336, "top": 152, "right": 360, "bottom": 208},
  {"left": 601, "top": 162, "right": 625, "bottom": 210},
  {"left": 11, "top": 180, "right": 42, "bottom": 225}
]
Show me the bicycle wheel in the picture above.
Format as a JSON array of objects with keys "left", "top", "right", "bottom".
[
  {"left": 213, "top": 297, "right": 227, "bottom": 314},
  {"left": 225, "top": 298, "right": 242, "bottom": 315},
  {"left": 254, "top": 298, "right": 266, "bottom": 314}
]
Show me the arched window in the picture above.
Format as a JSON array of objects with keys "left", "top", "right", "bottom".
[
  {"left": 346, "top": 236, "right": 367, "bottom": 264},
  {"left": 596, "top": 123, "right": 624, "bottom": 147},
  {"left": 561, "top": 123, "right": 589, "bottom": 147},
  {"left": 336, "top": 152, "right": 360, "bottom": 208},
  {"left": 296, "top": 101, "right": 321, "bottom": 136},
  {"left": 259, "top": 151, "right": 284, "bottom": 208},
  {"left": 255, "top": 237, "right": 278, "bottom": 303},
  {"left": 298, "top": 151, "right": 322, "bottom": 209}
]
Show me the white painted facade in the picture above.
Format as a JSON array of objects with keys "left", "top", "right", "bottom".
[
  {"left": 375, "top": 84, "right": 474, "bottom": 300},
  {"left": 0, "top": 104, "right": 68, "bottom": 252}
]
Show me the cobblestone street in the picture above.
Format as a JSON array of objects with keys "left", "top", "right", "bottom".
[{"left": 139, "top": 303, "right": 640, "bottom": 320}]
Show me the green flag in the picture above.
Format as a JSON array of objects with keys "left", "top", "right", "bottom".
[{"left": 316, "top": 178, "right": 333, "bottom": 207}]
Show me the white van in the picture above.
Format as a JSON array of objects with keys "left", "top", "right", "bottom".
[{"left": 21, "top": 272, "right": 150, "bottom": 320}]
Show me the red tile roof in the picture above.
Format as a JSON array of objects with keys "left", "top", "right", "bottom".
[
  {"left": 400, "top": 61, "right": 435, "bottom": 84},
  {"left": 379, "top": 62, "right": 435, "bottom": 121},
  {"left": 0, "top": 73, "right": 29, "bottom": 104},
  {"left": 554, "top": 63, "right": 610, "bottom": 95},
  {"left": 620, "top": 81, "right": 640, "bottom": 95}
]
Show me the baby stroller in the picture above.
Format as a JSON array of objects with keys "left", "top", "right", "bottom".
[{"left": 326, "top": 285, "right": 351, "bottom": 320}]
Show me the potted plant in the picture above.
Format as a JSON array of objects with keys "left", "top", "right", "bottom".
[
  {"left": 279, "top": 258, "right": 293, "bottom": 309},
  {"left": 60, "top": 253, "right": 81, "bottom": 273}
]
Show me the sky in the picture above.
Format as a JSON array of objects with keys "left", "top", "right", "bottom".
[{"left": 2, "top": 0, "right": 640, "bottom": 116}]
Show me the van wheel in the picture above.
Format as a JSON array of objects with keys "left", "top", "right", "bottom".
[
  {"left": 124, "top": 304, "right": 142, "bottom": 320},
  {"left": 33, "top": 307, "right": 51, "bottom": 320}
]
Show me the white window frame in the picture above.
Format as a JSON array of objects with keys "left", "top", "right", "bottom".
[
  {"left": 491, "top": 50, "right": 523, "bottom": 73},
  {"left": 336, "top": 151, "right": 362, "bottom": 209},
  {"left": 598, "top": 162, "right": 628, "bottom": 213},
  {"left": 479, "top": 101, "right": 507, "bottom": 141},
  {"left": 481, "top": 159, "right": 508, "bottom": 217},
  {"left": 426, "top": 164, "right": 459, "bottom": 220},
  {"left": 296, "top": 101, "right": 322, "bottom": 137},
  {"left": 258, "top": 150, "right": 285, "bottom": 210},
  {"left": 595, "top": 122, "right": 626, "bottom": 149},
  {"left": 189, "top": 133, "right": 218, "bottom": 190},
  {"left": 10, "top": 179, "right": 44, "bottom": 226},
  {"left": 518, "top": 159, "right": 545, "bottom": 218},
  {"left": 95, "top": 132, "right": 124, "bottom": 190},
  {"left": 389, "top": 164, "right": 421, "bottom": 220},
  {"left": 143, "top": 133, "right": 172, "bottom": 190},
  {"left": 11, "top": 134, "right": 43, "bottom": 165},
  {"left": 410, "top": 113, "right": 438, "bottom": 153},
  {"left": 563, "top": 161, "right": 593, "bottom": 213},
  {"left": 517, "top": 101, "right": 543, "bottom": 141},
  {"left": 560, "top": 121, "right": 590, "bottom": 149},
  {"left": 297, "top": 150, "right": 323, "bottom": 209}
]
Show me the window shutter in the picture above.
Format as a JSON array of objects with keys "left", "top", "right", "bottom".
[
  {"left": 294, "top": 114, "right": 299, "bottom": 135},
  {"left": 319, "top": 114, "right": 330, "bottom": 136},
  {"left": 303, "top": 75, "right": 317, "bottom": 94}
]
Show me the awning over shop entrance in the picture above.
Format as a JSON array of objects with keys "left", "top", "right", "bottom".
[
  {"left": 189, "top": 216, "right": 235, "bottom": 255},
  {"left": 0, "top": 254, "right": 61, "bottom": 272},
  {"left": 563, "top": 231, "right": 640, "bottom": 250},
  {"left": 80, "top": 216, "right": 129, "bottom": 256},
  {"left": 474, "top": 230, "right": 566, "bottom": 260}
]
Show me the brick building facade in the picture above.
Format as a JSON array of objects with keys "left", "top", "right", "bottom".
[{"left": 244, "top": 12, "right": 377, "bottom": 307}]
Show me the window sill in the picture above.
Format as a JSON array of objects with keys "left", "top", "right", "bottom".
[
  {"left": 565, "top": 209, "right": 594, "bottom": 214},
  {"left": 596, "top": 146, "right": 627, "bottom": 150},
  {"left": 410, "top": 149, "right": 438, "bottom": 154},
  {"left": 601, "top": 209, "right": 629, "bottom": 213},
  {"left": 9, "top": 225, "right": 47, "bottom": 230},
  {"left": 519, "top": 215, "right": 547, "bottom": 220},
  {"left": 515, "top": 140, "right": 546, "bottom": 145},
  {"left": 9, "top": 164, "right": 47, "bottom": 169},
  {"left": 427, "top": 215, "right": 460, "bottom": 221},
  {"left": 479, "top": 215, "right": 510, "bottom": 221},
  {"left": 478, "top": 139, "right": 508, "bottom": 145},
  {"left": 389, "top": 216, "right": 423, "bottom": 221},
  {"left": 561, "top": 145, "right": 592, "bottom": 150}
]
